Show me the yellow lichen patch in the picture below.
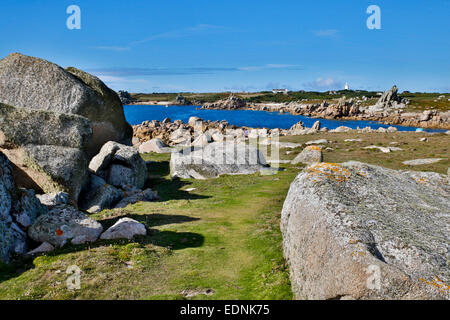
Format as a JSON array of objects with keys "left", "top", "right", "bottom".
[
  {"left": 307, "top": 145, "right": 322, "bottom": 151},
  {"left": 307, "top": 162, "right": 352, "bottom": 183},
  {"left": 415, "top": 177, "right": 428, "bottom": 184}
]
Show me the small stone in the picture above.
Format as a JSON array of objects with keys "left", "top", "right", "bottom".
[
  {"left": 100, "top": 218, "right": 146, "bottom": 240},
  {"left": 27, "top": 242, "right": 54, "bottom": 255}
]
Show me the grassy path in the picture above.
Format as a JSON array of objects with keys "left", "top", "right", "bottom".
[
  {"left": 0, "top": 153, "right": 296, "bottom": 300},
  {"left": 1, "top": 131, "right": 447, "bottom": 299}
]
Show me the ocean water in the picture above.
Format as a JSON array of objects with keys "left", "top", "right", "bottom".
[{"left": 124, "top": 105, "right": 445, "bottom": 133}]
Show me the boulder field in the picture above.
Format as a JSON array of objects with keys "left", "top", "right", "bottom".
[
  {"left": 0, "top": 53, "right": 154, "bottom": 263},
  {"left": 281, "top": 161, "right": 449, "bottom": 300}
]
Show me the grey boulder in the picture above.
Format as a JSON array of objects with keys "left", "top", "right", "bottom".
[
  {"left": 13, "top": 189, "right": 48, "bottom": 228},
  {"left": 89, "top": 141, "right": 147, "bottom": 189},
  {"left": 291, "top": 146, "right": 323, "bottom": 165},
  {"left": 138, "top": 138, "right": 172, "bottom": 154},
  {"left": 0, "top": 103, "right": 91, "bottom": 202},
  {"left": 170, "top": 142, "right": 268, "bottom": 179},
  {"left": 28, "top": 205, "right": 103, "bottom": 247},
  {"left": 281, "top": 161, "right": 450, "bottom": 300},
  {"left": 80, "top": 183, "right": 124, "bottom": 214},
  {"left": 36, "top": 192, "right": 70, "bottom": 209},
  {"left": 0, "top": 53, "right": 132, "bottom": 156},
  {"left": 114, "top": 188, "right": 158, "bottom": 209},
  {"left": 100, "top": 218, "right": 146, "bottom": 240}
]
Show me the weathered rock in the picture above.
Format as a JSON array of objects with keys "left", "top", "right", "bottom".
[
  {"left": 80, "top": 184, "right": 124, "bottom": 213},
  {"left": 281, "top": 161, "right": 449, "bottom": 300},
  {"left": 291, "top": 146, "right": 323, "bottom": 165},
  {"left": 0, "top": 220, "right": 27, "bottom": 263},
  {"left": 0, "top": 103, "right": 92, "bottom": 150},
  {"left": 0, "top": 152, "right": 28, "bottom": 262},
  {"left": 203, "top": 94, "right": 246, "bottom": 110},
  {"left": 27, "top": 242, "right": 54, "bottom": 255},
  {"left": 0, "top": 103, "right": 91, "bottom": 201},
  {"left": 89, "top": 141, "right": 147, "bottom": 189},
  {"left": 114, "top": 188, "right": 158, "bottom": 209},
  {"left": 13, "top": 189, "right": 48, "bottom": 228},
  {"left": 169, "top": 128, "right": 192, "bottom": 146},
  {"left": 0, "top": 152, "right": 15, "bottom": 222},
  {"left": 21, "top": 144, "right": 88, "bottom": 202},
  {"left": 138, "top": 138, "right": 171, "bottom": 154},
  {"left": 312, "top": 121, "right": 321, "bottom": 130},
  {"left": 100, "top": 218, "right": 146, "bottom": 240},
  {"left": 192, "top": 132, "right": 212, "bottom": 147},
  {"left": 28, "top": 205, "right": 103, "bottom": 247},
  {"left": 172, "top": 94, "right": 192, "bottom": 105},
  {"left": 117, "top": 90, "right": 134, "bottom": 105},
  {"left": 0, "top": 53, "right": 132, "bottom": 156},
  {"left": 305, "top": 139, "right": 329, "bottom": 145},
  {"left": 36, "top": 192, "right": 70, "bottom": 209},
  {"left": 170, "top": 142, "right": 268, "bottom": 179},
  {"left": 402, "top": 158, "right": 444, "bottom": 166}
]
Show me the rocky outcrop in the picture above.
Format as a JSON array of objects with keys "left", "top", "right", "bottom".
[
  {"left": 281, "top": 161, "right": 449, "bottom": 300},
  {"left": 203, "top": 94, "right": 246, "bottom": 110},
  {"left": 0, "top": 53, "right": 132, "bottom": 156},
  {"left": 28, "top": 204, "right": 103, "bottom": 247},
  {"left": 89, "top": 141, "right": 147, "bottom": 189},
  {"left": 170, "top": 142, "right": 268, "bottom": 179},
  {"left": 372, "top": 85, "right": 406, "bottom": 110},
  {"left": 117, "top": 90, "right": 135, "bottom": 105},
  {"left": 171, "top": 94, "right": 192, "bottom": 105}
]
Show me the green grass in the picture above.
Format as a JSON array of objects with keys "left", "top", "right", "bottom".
[
  {"left": 0, "top": 131, "right": 448, "bottom": 300},
  {"left": 0, "top": 154, "right": 296, "bottom": 300}
]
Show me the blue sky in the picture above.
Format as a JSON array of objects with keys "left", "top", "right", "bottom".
[{"left": 0, "top": 0, "right": 449, "bottom": 93}]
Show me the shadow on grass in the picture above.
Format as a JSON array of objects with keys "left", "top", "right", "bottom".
[
  {"left": 145, "top": 161, "right": 211, "bottom": 202},
  {"left": 0, "top": 213, "right": 204, "bottom": 284}
]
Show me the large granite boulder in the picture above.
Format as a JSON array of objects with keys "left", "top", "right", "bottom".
[
  {"left": 170, "top": 142, "right": 268, "bottom": 179},
  {"left": 0, "top": 102, "right": 92, "bottom": 202},
  {"left": 89, "top": 141, "right": 147, "bottom": 189},
  {"left": 28, "top": 204, "right": 103, "bottom": 247},
  {"left": 281, "top": 161, "right": 450, "bottom": 300},
  {"left": 0, "top": 53, "right": 132, "bottom": 156}
]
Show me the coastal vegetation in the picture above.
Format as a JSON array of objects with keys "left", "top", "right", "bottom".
[
  {"left": 130, "top": 91, "right": 450, "bottom": 112},
  {"left": 1, "top": 131, "right": 448, "bottom": 299}
]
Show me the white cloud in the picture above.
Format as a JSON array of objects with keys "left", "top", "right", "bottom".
[{"left": 303, "top": 77, "right": 343, "bottom": 91}]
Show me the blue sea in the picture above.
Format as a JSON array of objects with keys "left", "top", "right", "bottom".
[{"left": 124, "top": 105, "right": 445, "bottom": 133}]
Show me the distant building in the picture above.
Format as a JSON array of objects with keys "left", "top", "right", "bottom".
[
  {"left": 344, "top": 83, "right": 349, "bottom": 90},
  {"left": 272, "top": 89, "right": 288, "bottom": 94}
]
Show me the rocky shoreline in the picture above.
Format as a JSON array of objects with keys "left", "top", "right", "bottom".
[
  {"left": 126, "top": 94, "right": 449, "bottom": 130},
  {"left": 199, "top": 88, "right": 450, "bottom": 130}
]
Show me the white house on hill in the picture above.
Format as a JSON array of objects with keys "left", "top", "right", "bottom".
[{"left": 272, "top": 89, "right": 288, "bottom": 94}]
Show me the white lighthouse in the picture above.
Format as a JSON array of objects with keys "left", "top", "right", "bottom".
[{"left": 344, "top": 82, "right": 349, "bottom": 90}]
